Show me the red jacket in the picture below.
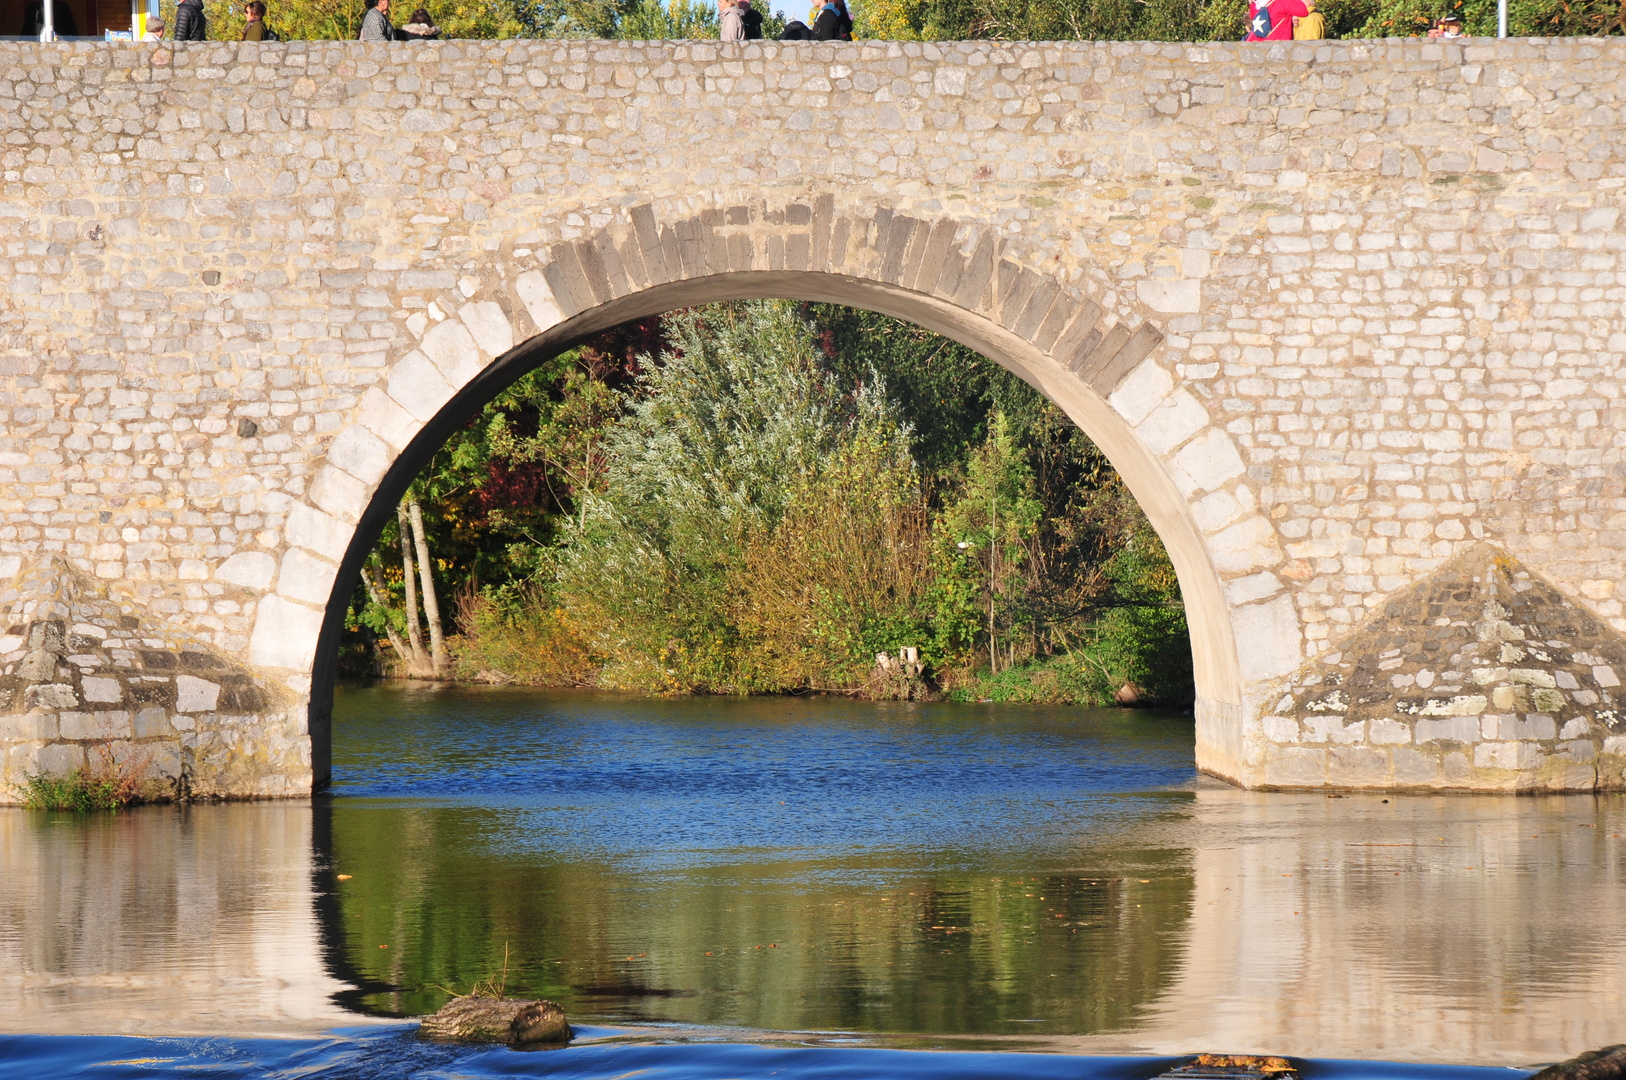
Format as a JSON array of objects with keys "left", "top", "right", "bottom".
[{"left": 1247, "top": 0, "right": 1307, "bottom": 39}]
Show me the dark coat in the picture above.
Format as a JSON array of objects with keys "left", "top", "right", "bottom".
[
  {"left": 811, "top": 4, "right": 850, "bottom": 39},
  {"left": 740, "top": 7, "right": 763, "bottom": 37},
  {"left": 173, "top": 0, "right": 207, "bottom": 39}
]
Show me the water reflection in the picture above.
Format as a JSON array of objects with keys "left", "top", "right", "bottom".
[
  {"left": 2, "top": 686, "right": 1624, "bottom": 1066},
  {"left": 0, "top": 802, "right": 366, "bottom": 1036}
]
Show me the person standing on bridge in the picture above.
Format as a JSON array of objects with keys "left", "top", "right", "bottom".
[
  {"left": 398, "top": 6, "right": 440, "bottom": 37},
  {"left": 720, "top": 0, "right": 744, "bottom": 41},
  {"left": 810, "top": 0, "right": 851, "bottom": 39},
  {"left": 1245, "top": 0, "right": 1306, "bottom": 40},
  {"left": 360, "top": 0, "right": 394, "bottom": 40},
  {"left": 172, "top": 0, "right": 207, "bottom": 40}
]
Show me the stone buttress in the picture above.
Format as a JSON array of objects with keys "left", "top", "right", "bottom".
[
  {"left": 0, "top": 558, "right": 308, "bottom": 803},
  {"left": 1248, "top": 545, "right": 1626, "bottom": 791}
]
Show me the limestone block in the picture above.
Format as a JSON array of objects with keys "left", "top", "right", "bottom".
[
  {"left": 1416, "top": 716, "right": 1481, "bottom": 744},
  {"left": 1225, "top": 572, "right": 1282, "bottom": 605},
  {"left": 933, "top": 67, "right": 967, "bottom": 96},
  {"left": 147, "top": 742, "right": 182, "bottom": 779},
  {"left": 387, "top": 351, "right": 458, "bottom": 423},
  {"left": 460, "top": 301, "right": 515, "bottom": 358},
  {"left": 217, "top": 551, "right": 276, "bottom": 591},
  {"left": 1474, "top": 741, "right": 1540, "bottom": 771},
  {"left": 1107, "top": 359, "right": 1173, "bottom": 427},
  {"left": 132, "top": 707, "right": 172, "bottom": 739},
  {"left": 1560, "top": 717, "right": 1591, "bottom": 739},
  {"left": 59, "top": 710, "right": 132, "bottom": 740},
  {"left": 1328, "top": 746, "right": 1388, "bottom": 785},
  {"left": 1135, "top": 389, "right": 1209, "bottom": 455},
  {"left": 1136, "top": 279, "right": 1201, "bottom": 314},
  {"left": 277, "top": 548, "right": 339, "bottom": 607},
  {"left": 0, "top": 712, "right": 55, "bottom": 740},
  {"left": 421, "top": 318, "right": 484, "bottom": 388},
  {"left": 38, "top": 742, "right": 83, "bottom": 776},
  {"left": 1208, "top": 516, "right": 1284, "bottom": 575},
  {"left": 286, "top": 502, "right": 353, "bottom": 565},
  {"left": 1262, "top": 715, "right": 1299, "bottom": 742},
  {"left": 357, "top": 386, "right": 421, "bottom": 452},
  {"left": 1559, "top": 739, "right": 1597, "bottom": 762},
  {"left": 1392, "top": 748, "right": 1438, "bottom": 784},
  {"left": 1264, "top": 746, "right": 1326, "bottom": 786},
  {"left": 1230, "top": 594, "right": 1300, "bottom": 681},
  {"left": 309, "top": 466, "right": 369, "bottom": 524},
  {"left": 1172, "top": 429, "right": 1247, "bottom": 494},
  {"left": 1193, "top": 489, "right": 1245, "bottom": 533},
  {"left": 515, "top": 270, "right": 567, "bottom": 332},
  {"left": 1369, "top": 718, "right": 1412, "bottom": 744},
  {"left": 1593, "top": 665, "right": 1620, "bottom": 688},
  {"left": 248, "top": 595, "right": 325, "bottom": 673},
  {"left": 81, "top": 677, "right": 122, "bottom": 704},
  {"left": 0, "top": 556, "right": 20, "bottom": 581},
  {"left": 25, "top": 684, "right": 76, "bottom": 710},
  {"left": 1490, "top": 713, "right": 1557, "bottom": 740},
  {"left": 175, "top": 675, "right": 221, "bottom": 713},
  {"left": 326, "top": 425, "right": 393, "bottom": 487}
]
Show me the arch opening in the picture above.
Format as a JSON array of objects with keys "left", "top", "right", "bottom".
[{"left": 307, "top": 271, "right": 1243, "bottom": 788}]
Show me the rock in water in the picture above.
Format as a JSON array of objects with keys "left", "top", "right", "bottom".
[
  {"left": 1114, "top": 681, "right": 1142, "bottom": 706},
  {"left": 1530, "top": 1046, "right": 1626, "bottom": 1080},
  {"left": 510, "top": 1000, "right": 571, "bottom": 1045},
  {"left": 419, "top": 997, "right": 572, "bottom": 1046}
]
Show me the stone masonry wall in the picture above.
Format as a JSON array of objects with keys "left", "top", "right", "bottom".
[{"left": 0, "top": 36, "right": 1623, "bottom": 797}]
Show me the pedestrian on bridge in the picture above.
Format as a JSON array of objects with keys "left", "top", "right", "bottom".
[{"left": 360, "top": 0, "right": 393, "bottom": 40}]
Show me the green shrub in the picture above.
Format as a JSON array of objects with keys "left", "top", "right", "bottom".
[{"left": 21, "top": 767, "right": 143, "bottom": 812}]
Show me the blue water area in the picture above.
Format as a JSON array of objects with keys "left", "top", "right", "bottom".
[
  {"left": 0, "top": 1027, "right": 1537, "bottom": 1080},
  {"left": 329, "top": 685, "right": 1198, "bottom": 868}
]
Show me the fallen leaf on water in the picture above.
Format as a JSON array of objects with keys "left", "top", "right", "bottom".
[{"left": 337, "top": 874, "right": 352, "bottom": 881}]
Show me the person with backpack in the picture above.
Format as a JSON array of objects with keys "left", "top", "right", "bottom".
[
  {"left": 241, "top": 1, "right": 278, "bottom": 40},
  {"left": 1245, "top": 0, "right": 1305, "bottom": 39},
  {"left": 172, "top": 0, "right": 207, "bottom": 40},
  {"left": 738, "top": 0, "right": 763, "bottom": 38},
  {"left": 810, "top": 0, "right": 851, "bottom": 40}
]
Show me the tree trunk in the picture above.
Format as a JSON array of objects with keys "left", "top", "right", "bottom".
[
  {"left": 361, "top": 566, "right": 413, "bottom": 668},
  {"left": 408, "top": 497, "right": 446, "bottom": 678},
  {"left": 397, "top": 502, "right": 429, "bottom": 676}
]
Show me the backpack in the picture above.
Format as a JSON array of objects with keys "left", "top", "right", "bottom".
[
  {"left": 263, "top": 21, "right": 280, "bottom": 39},
  {"left": 1249, "top": 3, "right": 1271, "bottom": 36}
]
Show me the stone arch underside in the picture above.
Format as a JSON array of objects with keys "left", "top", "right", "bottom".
[{"left": 257, "top": 198, "right": 1272, "bottom": 792}]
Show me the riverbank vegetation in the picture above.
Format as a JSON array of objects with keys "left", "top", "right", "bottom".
[
  {"left": 344, "top": 302, "right": 1192, "bottom": 706},
  {"left": 19, "top": 751, "right": 162, "bottom": 811}
]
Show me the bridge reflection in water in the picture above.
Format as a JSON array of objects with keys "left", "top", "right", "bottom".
[{"left": 2, "top": 787, "right": 1622, "bottom": 1063}]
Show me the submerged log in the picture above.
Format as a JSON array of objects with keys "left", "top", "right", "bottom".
[
  {"left": 419, "top": 997, "right": 572, "bottom": 1046},
  {"left": 1530, "top": 1046, "right": 1626, "bottom": 1080}
]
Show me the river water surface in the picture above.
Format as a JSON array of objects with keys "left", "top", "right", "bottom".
[{"left": 2, "top": 684, "right": 1624, "bottom": 1077}]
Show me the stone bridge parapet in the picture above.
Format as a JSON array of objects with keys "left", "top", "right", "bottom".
[{"left": 0, "top": 36, "right": 1623, "bottom": 797}]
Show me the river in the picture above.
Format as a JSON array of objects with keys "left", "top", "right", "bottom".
[{"left": 2, "top": 683, "right": 1623, "bottom": 1077}]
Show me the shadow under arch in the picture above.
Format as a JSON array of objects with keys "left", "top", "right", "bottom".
[{"left": 307, "top": 270, "right": 1243, "bottom": 787}]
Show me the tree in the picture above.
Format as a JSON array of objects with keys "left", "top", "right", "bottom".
[
  {"left": 558, "top": 300, "right": 916, "bottom": 693},
  {"left": 934, "top": 412, "right": 1043, "bottom": 674}
]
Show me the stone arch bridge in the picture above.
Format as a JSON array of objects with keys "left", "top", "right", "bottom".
[{"left": 0, "top": 35, "right": 1623, "bottom": 799}]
